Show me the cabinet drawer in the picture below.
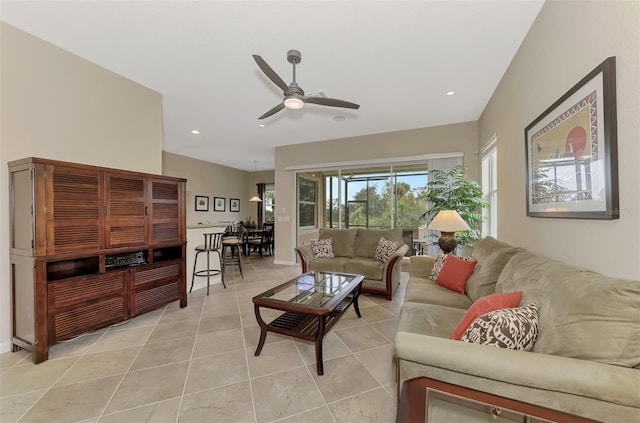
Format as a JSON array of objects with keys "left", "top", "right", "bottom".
[
  {"left": 54, "top": 297, "right": 125, "bottom": 341},
  {"left": 132, "top": 279, "right": 180, "bottom": 316},
  {"left": 50, "top": 271, "right": 126, "bottom": 309},
  {"left": 133, "top": 262, "right": 180, "bottom": 286}
]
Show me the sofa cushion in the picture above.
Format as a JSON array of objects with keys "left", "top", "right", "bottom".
[
  {"left": 398, "top": 302, "right": 467, "bottom": 339},
  {"left": 354, "top": 228, "right": 403, "bottom": 258},
  {"left": 404, "top": 278, "right": 473, "bottom": 309},
  {"left": 343, "top": 257, "right": 384, "bottom": 281},
  {"left": 311, "top": 238, "right": 334, "bottom": 259},
  {"left": 436, "top": 256, "right": 477, "bottom": 294},
  {"left": 308, "top": 257, "right": 351, "bottom": 273},
  {"left": 451, "top": 291, "right": 522, "bottom": 340},
  {"left": 461, "top": 303, "right": 539, "bottom": 351},
  {"left": 319, "top": 228, "right": 357, "bottom": 258},
  {"left": 497, "top": 250, "right": 640, "bottom": 367},
  {"left": 465, "top": 237, "right": 520, "bottom": 302},
  {"left": 374, "top": 237, "right": 400, "bottom": 262}
]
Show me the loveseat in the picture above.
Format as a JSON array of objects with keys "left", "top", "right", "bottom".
[
  {"left": 394, "top": 237, "right": 640, "bottom": 422},
  {"left": 295, "top": 228, "right": 409, "bottom": 300}
]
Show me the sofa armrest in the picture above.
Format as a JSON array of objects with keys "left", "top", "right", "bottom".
[
  {"left": 394, "top": 331, "right": 640, "bottom": 409},
  {"left": 409, "top": 255, "right": 436, "bottom": 279},
  {"left": 294, "top": 244, "right": 314, "bottom": 272}
]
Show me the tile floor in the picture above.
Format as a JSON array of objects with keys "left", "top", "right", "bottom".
[{"left": 0, "top": 255, "right": 408, "bottom": 423}]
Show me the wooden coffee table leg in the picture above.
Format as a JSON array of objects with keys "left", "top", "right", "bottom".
[
  {"left": 352, "top": 283, "right": 362, "bottom": 318},
  {"left": 315, "top": 316, "right": 326, "bottom": 375},
  {"left": 254, "top": 304, "right": 268, "bottom": 356}
]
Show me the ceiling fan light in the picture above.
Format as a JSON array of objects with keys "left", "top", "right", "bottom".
[{"left": 284, "top": 96, "right": 304, "bottom": 110}]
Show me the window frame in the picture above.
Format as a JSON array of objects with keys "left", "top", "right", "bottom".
[
  {"left": 297, "top": 175, "right": 317, "bottom": 229},
  {"left": 481, "top": 136, "right": 498, "bottom": 238}
]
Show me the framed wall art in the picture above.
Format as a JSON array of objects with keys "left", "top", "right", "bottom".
[
  {"left": 195, "top": 195, "right": 209, "bottom": 212},
  {"left": 213, "top": 196, "right": 226, "bottom": 212},
  {"left": 230, "top": 198, "right": 240, "bottom": 212},
  {"left": 525, "top": 56, "right": 618, "bottom": 219}
]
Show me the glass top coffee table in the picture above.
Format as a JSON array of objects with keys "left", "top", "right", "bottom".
[{"left": 252, "top": 271, "right": 364, "bottom": 375}]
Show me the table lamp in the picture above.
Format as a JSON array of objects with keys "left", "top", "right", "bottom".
[{"left": 427, "top": 210, "right": 471, "bottom": 254}]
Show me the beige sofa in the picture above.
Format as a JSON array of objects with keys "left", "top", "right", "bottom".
[
  {"left": 395, "top": 237, "right": 640, "bottom": 422},
  {"left": 295, "top": 228, "right": 409, "bottom": 300}
]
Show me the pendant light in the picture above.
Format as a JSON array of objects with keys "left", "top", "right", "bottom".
[{"left": 249, "top": 161, "right": 263, "bottom": 202}]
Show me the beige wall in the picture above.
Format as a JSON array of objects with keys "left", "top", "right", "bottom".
[
  {"left": 246, "top": 170, "right": 275, "bottom": 225},
  {"left": 0, "top": 23, "right": 164, "bottom": 351},
  {"left": 162, "top": 151, "right": 257, "bottom": 226},
  {"left": 274, "top": 121, "right": 478, "bottom": 264},
  {"left": 478, "top": 0, "right": 640, "bottom": 279}
]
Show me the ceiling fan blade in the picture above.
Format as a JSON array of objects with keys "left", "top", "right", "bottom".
[
  {"left": 258, "top": 102, "right": 285, "bottom": 120},
  {"left": 252, "top": 55, "right": 292, "bottom": 96},
  {"left": 303, "top": 96, "right": 360, "bottom": 110}
]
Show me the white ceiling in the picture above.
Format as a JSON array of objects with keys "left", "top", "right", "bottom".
[{"left": 1, "top": 1, "right": 544, "bottom": 171}]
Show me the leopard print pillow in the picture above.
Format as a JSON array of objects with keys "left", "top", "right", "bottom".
[
  {"left": 374, "top": 237, "right": 400, "bottom": 262},
  {"left": 311, "top": 238, "right": 334, "bottom": 259},
  {"left": 429, "top": 253, "right": 473, "bottom": 280},
  {"left": 461, "top": 303, "right": 539, "bottom": 351}
]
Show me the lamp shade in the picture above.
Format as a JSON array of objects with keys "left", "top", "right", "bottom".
[
  {"left": 427, "top": 210, "right": 470, "bottom": 232},
  {"left": 249, "top": 194, "right": 262, "bottom": 203}
]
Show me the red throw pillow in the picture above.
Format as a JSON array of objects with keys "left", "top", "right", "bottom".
[
  {"left": 451, "top": 291, "right": 523, "bottom": 340},
  {"left": 436, "top": 255, "right": 477, "bottom": 294}
]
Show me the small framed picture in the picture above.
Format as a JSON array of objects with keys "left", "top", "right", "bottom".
[
  {"left": 213, "top": 197, "right": 226, "bottom": 212},
  {"left": 230, "top": 198, "right": 240, "bottom": 212},
  {"left": 195, "top": 195, "right": 209, "bottom": 212}
]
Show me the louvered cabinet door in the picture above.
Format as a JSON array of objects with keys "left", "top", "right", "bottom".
[
  {"left": 46, "top": 165, "right": 103, "bottom": 255},
  {"left": 131, "top": 261, "right": 181, "bottom": 316},
  {"left": 149, "top": 179, "right": 184, "bottom": 244},
  {"left": 105, "top": 173, "right": 148, "bottom": 248}
]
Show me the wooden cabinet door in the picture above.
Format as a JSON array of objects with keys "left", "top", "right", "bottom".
[
  {"left": 148, "top": 179, "right": 183, "bottom": 244},
  {"left": 105, "top": 173, "right": 148, "bottom": 248},
  {"left": 46, "top": 165, "right": 103, "bottom": 255}
]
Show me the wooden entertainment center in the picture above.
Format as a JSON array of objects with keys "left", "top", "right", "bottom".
[{"left": 9, "top": 157, "right": 187, "bottom": 364}]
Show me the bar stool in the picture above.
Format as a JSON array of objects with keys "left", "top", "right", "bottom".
[
  {"left": 190, "top": 232, "right": 225, "bottom": 296},
  {"left": 222, "top": 227, "right": 244, "bottom": 280}
]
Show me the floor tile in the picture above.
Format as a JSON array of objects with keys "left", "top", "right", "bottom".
[
  {"left": 252, "top": 367, "right": 325, "bottom": 423},
  {"left": 179, "top": 381, "right": 255, "bottom": 423},
  {"left": 328, "top": 387, "right": 397, "bottom": 423},
  {"left": 20, "top": 374, "right": 122, "bottom": 423},
  {"left": 146, "top": 319, "right": 199, "bottom": 343},
  {"left": 0, "top": 390, "right": 46, "bottom": 423},
  {"left": 184, "top": 350, "right": 248, "bottom": 394},
  {"left": 334, "top": 324, "right": 391, "bottom": 353},
  {"left": 310, "top": 355, "right": 379, "bottom": 403},
  {"left": 243, "top": 325, "right": 290, "bottom": 349},
  {"left": 360, "top": 305, "right": 398, "bottom": 323},
  {"left": 0, "top": 349, "right": 31, "bottom": 370},
  {"left": 247, "top": 339, "right": 304, "bottom": 378},
  {"left": 370, "top": 318, "right": 399, "bottom": 342},
  {"left": 88, "top": 326, "right": 154, "bottom": 354},
  {"left": 192, "top": 327, "right": 245, "bottom": 359},
  {"left": 48, "top": 333, "right": 103, "bottom": 360},
  {"left": 130, "top": 337, "right": 194, "bottom": 371},
  {"left": 103, "top": 362, "right": 188, "bottom": 414},
  {"left": 98, "top": 397, "right": 180, "bottom": 423},
  {"left": 197, "top": 313, "right": 241, "bottom": 335},
  {"left": 276, "top": 405, "right": 336, "bottom": 423},
  {"left": 0, "top": 356, "right": 78, "bottom": 398},
  {"left": 354, "top": 344, "right": 395, "bottom": 386},
  {"left": 56, "top": 346, "right": 140, "bottom": 385}
]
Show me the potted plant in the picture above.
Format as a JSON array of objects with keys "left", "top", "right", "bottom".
[
  {"left": 243, "top": 216, "right": 257, "bottom": 229},
  {"left": 419, "top": 165, "right": 488, "bottom": 248}
]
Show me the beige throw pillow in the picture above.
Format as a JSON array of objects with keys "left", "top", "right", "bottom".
[{"left": 311, "top": 238, "right": 334, "bottom": 259}]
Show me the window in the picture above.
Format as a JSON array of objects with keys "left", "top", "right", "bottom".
[
  {"left": 298, "top": 176, "right": 317, "bottom": 228},
  {"left": 482, "top": 136, "right": 498, "bottom": 238},
  {"left": 263, "top": 184, "right": 275, "bottom": 222}
]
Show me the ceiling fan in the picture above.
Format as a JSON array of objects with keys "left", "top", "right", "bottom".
[{"left": 252, "top": 49, "right": 360, "bottom": 120}]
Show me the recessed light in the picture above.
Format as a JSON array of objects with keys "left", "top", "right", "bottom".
[
  {"left": 259, "top": 124, "right": 265, "bottom": 128},
  {"left": 446, "top": 91, "right": 455, "bottom": 96},
  {"left": 333, "top": 116, "right": 346, "bottom": 121},
  {"left": 191, "top": 129, "right": 200, "bottom": 134}
]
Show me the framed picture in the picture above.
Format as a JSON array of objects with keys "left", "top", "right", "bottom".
[
  {"left": 230, "top": 198, "right": 240, "bottom": 212},
  {"left": 195, "top": 195, "right": 209, "bottom": 212},
  {"left": 213, "top": 196, "right": 226, "bottom": 212},
  {"left": 525, "top": 56, "right": 618, "bottom": 220}
]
